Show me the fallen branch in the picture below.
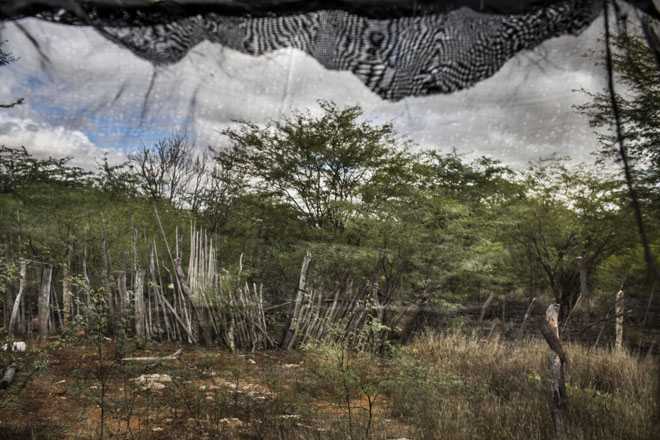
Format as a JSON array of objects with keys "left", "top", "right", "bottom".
[
  {"left": 123, "top": 348, "right": 183, "bottom": 362},
  {"left": 0, "top": 365, "right": 17, "bottom": 389}
]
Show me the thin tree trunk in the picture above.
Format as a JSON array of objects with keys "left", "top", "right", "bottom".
[
  {"left": 51, "top": 279, "right": 64, "bottom": 333},
  {"left": 134, "top": 270, "right": 146, "bottom": 347},
  {"left": 82, "top": 244, "right": 93, "bottom": 328},
  {"left": 3, "top": 248, "right": 13, "bottom": 330},
  {"left": 100, "top": 215, "right": 115, "bottom": 324},
  {"left": 118, "top": 272, "right": 129, "bottom": 323},
  {"left": 8, "top": 260, "right": 27, "bottom": 338},
  {"left": 62, "top": 262, "right": 71, "bottom": 328},
  {"left": 38, "top": 265, "right": 53, "bottom": 340},
  {"left": 615, "top": 290, "right": 624, "bottom": 352},
  {"left": 576, "top": 256, "right": 591, "bottom": 323}
]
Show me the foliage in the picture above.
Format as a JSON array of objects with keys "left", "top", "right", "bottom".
[
  {"left": 575, "top": 27, "right": 660, "bottom": 203},
  {"left": 302, "top": 318, "right": 394, "bottom": 437},
  {"left": 0, "top": 40, "right": 23, "bottom": 109},
  {"left": 217, "top": 100, "right": 414, "bottom": 231}
]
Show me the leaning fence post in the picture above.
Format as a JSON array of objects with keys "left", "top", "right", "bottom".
[
  {"left": 538, "top": 304, "right": 569, "bottom": 440},
  {"left": 478, "top": 292, "right": 495, "bottom": 323},
  {"left": 517, "top": 297, "right": 536, "bottom": 340}
]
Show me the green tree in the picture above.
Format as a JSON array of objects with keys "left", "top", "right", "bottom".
[
  {"left": 575, "top": 28, "right": 660, "bottom": 200},
  {"left": 500, "top": 159, "right": 627, "bottom": 320},
  {"left": 216, "top": 101, "right": 413, "bottom": 231}
]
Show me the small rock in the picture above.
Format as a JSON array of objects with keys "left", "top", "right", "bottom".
[
  {"left": 150, "top": 382, "right": 166, "bottom": 391},
  {"left": 247, "top": 358, "right": 256, "bottom": 365},
  {"left": 152, "top": 427, "right": 164, "bottom": 432},
  {"left": 283, "top": 364, "right": 299, "bottom": 369}
]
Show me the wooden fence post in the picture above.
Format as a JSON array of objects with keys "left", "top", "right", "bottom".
[
  {"left": 134, "top": 269, "right": 146, "bottom": 347},
  {"left": 478, "top": 292, "right": 495, "bottom": 323},
  {"left": 8, "top": 260, "right": 27, "bottom": 338},
  {"left": 281, "top": 252, "right": 312, "bottom": 350},
  {"left": 540, "top": 304, "right": 569, "bottom": 440}
]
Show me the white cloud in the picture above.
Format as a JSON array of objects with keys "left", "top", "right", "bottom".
[{"left": 0, "top": 113, "right": 127, "bottom": 169}]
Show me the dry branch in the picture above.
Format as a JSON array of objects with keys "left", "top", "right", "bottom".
[{"left": 123, "top": 348, "right": 183, "bottom": 362}]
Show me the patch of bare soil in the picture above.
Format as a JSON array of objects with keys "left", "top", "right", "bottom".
[{"left": 0, "top": 340, "right": 409, "bottom": 440}]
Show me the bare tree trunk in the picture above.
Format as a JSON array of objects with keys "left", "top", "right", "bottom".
[
  {"left": 82, "top": 244, "right": 92, "bottom": 327},
  {"left": 118, "top": 272, "right": 129, "bottom": 324},
  {"left": 615, "top": 290, "right": 624, "bottom": 352},
  {"left": 101, "top": 216, "right": 115, "bottom": 323},
  {"left": 478, "top": 292, "right": 495, "bottom": 323},
  {"left": 281, "top": 252, "right": 312, "bottom": 350},
  {"left": 51, "top": 279, "right": 64, "bottom": 333},
  {"left": 62, "top": 262, "right": 71, "bottom": 328},
  {"left": 38, "top": 265, "right": 53, "bottom": 340},
  {"left": 543, "top": 304, "right": 569, "bottom": 440},
  {"left": 134, "top": 270, "right": 146, "bottom": 347},
  {"left": 576, "top": 256, "right": 590, "bottom": 323},
  {"left": 8, "top": 260, "right": 27, "bottom": 338},
  {"left": 3, "top": 248, "right": 13, "bottom": 330}
]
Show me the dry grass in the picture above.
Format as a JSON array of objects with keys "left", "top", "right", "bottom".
[{"left": 390, "top": 332, "right": 659, "bottom": 440}]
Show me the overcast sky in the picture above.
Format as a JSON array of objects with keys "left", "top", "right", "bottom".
[{"left": 0, "top": 12, "right": 608, "bottom": 170}]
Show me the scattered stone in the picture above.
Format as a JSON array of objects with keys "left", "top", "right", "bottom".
[
  {"left": 152, "top": 427, "right": 164, "bottom": 432},
  {"left": 283, "top": 364, "right": 299, "bottom": 369},
  {"left": 247, "top": 358, "right": 256, "bottom": 365},
  {"left": 131, "top": 373, "right": 172, "bottom": 391}
]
